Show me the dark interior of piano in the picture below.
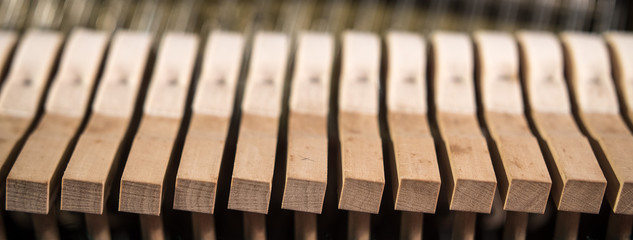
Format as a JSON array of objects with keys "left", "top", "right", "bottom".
[{"left": 0, "top": 0, "right": 632, "bottom": 239}]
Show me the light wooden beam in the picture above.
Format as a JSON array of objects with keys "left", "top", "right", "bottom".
[
  {"left": 337, "top": 31, "right": 385, "bottom": 214},
  {"left": 604, "top": 32, "right": 633, "bottom": 240},
  {"left": 118, "top": 32, "right": 199, "bottom": 216},
  {"left": 517, "top": 31, "right": 607, "bottom": 239},
  {"left": 561, "top": 32, "right": 633, "bottom": 214},
  {"left": 174, "top": 31, "right": 244, "bottom": 214},
  {"left": 281, "top": 32, "right": 332, "bottom": 214},
  {"left": 386, "top": 31, "right": 441, "bottom": 213},
  {"left": 227, "top": 32, "right": 289, "bottom": 214},
  {"left": 431, "top": 31, "right": 497, "bottom": 214},
  {"left": 61, "top": 31, "right": 153, "bottom": 215},
  {"left": 6, "top": 29, "right": 109, "bottom": 214},
  {"left": 0, "top": 30, "right": 61, "bottom": 195},
  {"left": 385, "top": 31, "right": 440, "bottom": 240},
  {"left": 474, "top": 31, "right": 552, "bottom": 214},
  {"left": 431, "top": 31, "right": 497, "bottom": 239}
]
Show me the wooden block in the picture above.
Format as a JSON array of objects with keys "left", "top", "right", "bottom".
[
  {"left": 474, "top": 31, "right": 552, "bottom": 214},
  {"left": 228, "top": 32, "right": 288, "bottom": 214},
  {"left": 174, "top": 31, "right": 244, "bottom": 214},
  {"left": 61, "top": 31, "right": 153, "bottom": 214},
  {"left": 605, "top": 32, "right": 633, "bottom": 124},
  {"left": 6, "top": 29, "right": 109, "bottom": 214},
  {"left": 0, "top": 31, "right": 62, "bottom": 194},
  {"left": 294, "top": 212, "right": 317, "bottom": 240},
  {"left": 282, "top": 32, "right": 332, "bottom": 214},
  {"left": 431, "top": 32, "right": 497, "bottom": 214},
  {"left": 561, "top": 32, "right": 633, "bottom": 214},
  {"left": 119, "top": 32, "right": 199, "bottom": 215},
  {"left": 283, "top": 113, "right": 327, "bottom": 213},
  {"left": 517, "top": 31, "right": 607, "bottom": 214},
  {"left": 337, "top": 31, "right": 385, "bottom": 214},
  {"left": 385, "top": 31, "right": 441, "bottom": 214}
]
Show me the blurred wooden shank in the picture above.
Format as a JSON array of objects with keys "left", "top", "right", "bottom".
[
  {"left": 561, "top": 32, "right": 632, "bottom": 214},
  {"left": 517, "top": 31, "right": 607, "bottom": 214}
]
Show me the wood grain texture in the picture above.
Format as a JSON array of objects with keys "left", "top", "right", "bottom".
[
  {"left": 0, "top": 116, "right": 31, "bottom": 193},
  {"left": 385, "top": 32, "right": 440, "bottom": 214},
  {"left": 294, "top": 212, "right": 317, "bottom": 240},
  {"left": 61, "top": 31, "right": 152, "bottom": 215},
  {"left": 228, "top": 114, "right": 279, "bottom": 214},
  {"left": 6, "top": 114, "right": 82, "bottom": 214},
  {"left": 119, "top": 33, "right": 198, "bottom": 215},
  {"left": 518, "top": 32, "right": 608, "bottom": 214},
  {"left": 119, "top": 116, "right": 181, "bottom": 215},
  {"left": 432, "top": 32, "right": 496, "bottom": 214},
  {"left": 562, "top": 33, "right": 633, "bottom": 214},
  {"left": 192, "top": 212, "right": 216, "bottom": 240},
  {"left": 0, "top": 31, "right": 62, "bottom": 205},
  {"left": 282, "top": 32, "right": 332, "bottom": 214},
  {"left": 474, "top": 31, "right": 552, "bottom": 214},
  {"left": 582, "top": 114, "right": 633, "bottom": 214},
  {"left": 175, "top": 31, "right": 243, "bottom": 215},
  {"left": 483, "top": 112, "right": 552, "bottom": 213},
  {"left": 6, "top": 30, "right": 108, "bottom": 214},
  {"left": 282, "top": 113, "right": 327, "bottom": 213},
  {"left": 228, "top": 32, "right": 287, "bottom": 214},
  {"left": 387, "top": 113, "right": 440, "bottom": 213},
  {"left": 61, "top": 115, "right": 129, "bottom": 214},
  {"left": 532, "top": 113, "right": 607, "bottom": 213},
  {"left": 436, "top": 113, "right": 497, "bottom": 213},
  {"left": 337, "top": 31, "right": 384, "bottom": 214},
  {"left": 174, "top": 114, "right": 229, "bottom": 214},
  {"left": 348, "top": 211, "right": 370, "bottom": 240},
  {"left": 338, "top": 112, "right": 385, "bottom": 214}
]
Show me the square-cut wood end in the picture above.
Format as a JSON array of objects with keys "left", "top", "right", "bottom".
[
  {"left": 281, "top": 178, "right": 326, "bottom": 214},
  {"left": 119, "top": 180, "right": 162, "bottom": 215},
  {"left": 503, "top": 179, "right": 551, "bottom": 213},
  {"left": 61, "top": 179, "right": 104, "bottom": 214},
  {"left": 173, "top": 178, "right": 217, "bottom": 214},
  {"left": 395, "top": 179, "right": 441, "bottom": 213},
  {"left": 227, "top": 178, "right": 271, "bottom": 214},
  {"left": 338, "top": 178, "right": 384, "bottom": 214},
  {"left": 612, "top": 182, "right": 633, "bottom": 214},
  {"left": 557, "top": 179, "right": 606, "bottom": 214},
  {"left": 450, "top": 179, "right": 496, "bottom": 213},
  {"left": 6, "top": 179, "right": 48, "bottom": 214}
]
